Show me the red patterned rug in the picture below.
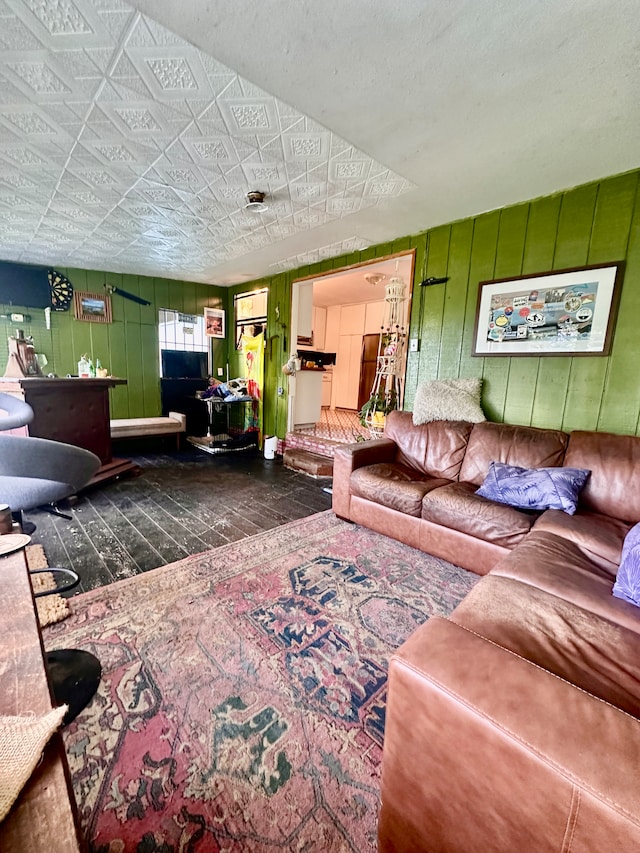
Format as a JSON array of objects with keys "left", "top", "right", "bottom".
[{"left": 44, "top": 511, "right": 479, "bottom": 852}]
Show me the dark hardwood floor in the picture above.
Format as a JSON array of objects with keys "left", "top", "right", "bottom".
[{"left": 29, "top": 444, "right": 332, "bottom": 594}]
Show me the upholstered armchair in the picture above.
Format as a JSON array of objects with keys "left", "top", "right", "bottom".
[{"left": 0, "top": 391, "right": 101, "bottom": 523}]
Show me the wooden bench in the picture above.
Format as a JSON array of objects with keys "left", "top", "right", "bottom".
[{"left": 110, "top": 411, "right": 186, "bottom": 450}]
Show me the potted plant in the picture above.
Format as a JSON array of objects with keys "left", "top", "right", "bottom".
[{"left": 358, "top": 388, "right": 398, "bottom": 429}]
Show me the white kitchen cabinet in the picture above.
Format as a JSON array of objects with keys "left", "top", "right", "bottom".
[
  {"left": 334, "top": 334, "right": 362, "bottom": 409},
  {"left": 293, "top": 370, "right": 323, "bottom": 426},
  {"left": 321, "top": 372, "right": 332, "bottom": 407},
  {"left": 339, "top": 303, "right": 366, "bottom": 335},
  {"left": 297, "top": 281, "right": 314, "bottom": 341},
  {"left": 324, "top": 305, "right": 341, "bottom": 354},
  {"left": 365, "top": 300, "right": 386, "bottom": 333},
  {"left": 313, "top": 306, "right": 326, "bottom": 349}
]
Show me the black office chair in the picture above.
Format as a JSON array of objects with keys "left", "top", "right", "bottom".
[{"left": 0, "top": 391, "right": 103, "bottom": 722}]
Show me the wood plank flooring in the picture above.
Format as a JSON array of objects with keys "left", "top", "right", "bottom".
[{"left": 29, "top": 445, "right": 332, "bottom": 594}]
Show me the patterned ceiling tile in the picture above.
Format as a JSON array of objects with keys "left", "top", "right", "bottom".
[{"left": 0, "top": 0, "right": 414, "bottom": 282}]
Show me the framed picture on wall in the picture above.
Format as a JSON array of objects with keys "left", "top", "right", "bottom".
[
  {"left": 204, "top": 307, "right": 225, "bottom": 338},
  {"left": 73, "top": 291, "right": 112, "bottom": 323},
  {"left": 472, "top": 262, "right": 624, "bottom": 357}
]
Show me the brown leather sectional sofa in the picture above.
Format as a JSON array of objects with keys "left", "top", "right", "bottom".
[{"left": 332, "top": 411, "right": 640, "bottom": 851}]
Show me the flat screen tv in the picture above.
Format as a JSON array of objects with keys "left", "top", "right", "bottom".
[{"left": 161, "top": 349, "right": 208, "bottom": 379}]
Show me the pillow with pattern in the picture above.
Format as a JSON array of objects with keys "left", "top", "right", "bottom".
[
  {"left": 476, "top": 462, "right": 590, "bottom": 515},
  {"left": 612, "top": 523, "right": 640, "bottom": 607}
]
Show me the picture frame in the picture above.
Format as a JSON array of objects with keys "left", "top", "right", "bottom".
[
  {"left": 472, "top": 262, "right": 624, "bottom": 357},
  {"left": 73, "top": 290, "right": 112, "bottom": 323},
  {"left": 204, "top": 307, "right": 225, "bottom": 339}
]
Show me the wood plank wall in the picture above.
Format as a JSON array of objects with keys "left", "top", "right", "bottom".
[
  {"left": 2, "top": 168, "right": 638, "bottom": 435},
  {"left": 228, "top": 169, "right": 639, "bottom": 439},
  {"left": 0, "top": 270, "right": 226, "bottom": 418}
]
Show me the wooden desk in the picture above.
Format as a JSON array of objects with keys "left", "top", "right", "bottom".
[
  {"left": 0, "top": 377, "right": 139, "bottom": 486},
  {"left": 0, "top": 548, "right": 82, "bottom": 852}
]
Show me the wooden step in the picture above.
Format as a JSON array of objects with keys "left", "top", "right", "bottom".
[
  {"left": 284, "top": 432, "right": 348, "bottom": 458},
  {"left": 85, "top": 457, "right": 142, "bottom": 488},
  {"left": 283, "top": 447, "right": 334, "bottom": 478}
]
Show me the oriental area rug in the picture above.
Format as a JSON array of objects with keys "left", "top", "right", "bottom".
[{"left": 43, "top": 511, "right": 479, "bottom": 852}]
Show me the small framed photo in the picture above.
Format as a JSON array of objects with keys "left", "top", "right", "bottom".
[
  {"left": 472, "top": 262, "right": 624, "bottom": 357},
  {"left": 204, "top": 307, "right": 225, "bottom": 338},
  {"left": 74, "top": 291, "right": 112, "bottom": 323}
]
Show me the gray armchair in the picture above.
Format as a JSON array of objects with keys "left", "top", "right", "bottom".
[{"left": 0, "top": 391, "right": 100, "bottom": 519}]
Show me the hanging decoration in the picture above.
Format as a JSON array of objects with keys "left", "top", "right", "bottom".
[{"left": 359, "top": 270, "right": 408, "bottom": 438}]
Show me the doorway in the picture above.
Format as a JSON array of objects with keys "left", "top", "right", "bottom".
[{"left": 288, "top": 250, "right": 416, "bottom": 437}]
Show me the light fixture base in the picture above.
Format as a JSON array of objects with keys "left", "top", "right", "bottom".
[
  {"left": 364, "top": 272, "right": 386, "bottom": 286},
  {"left": 244, "top": 191, "right": 269, "bottom": 213}
]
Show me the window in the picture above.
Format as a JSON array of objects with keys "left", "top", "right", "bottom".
[
  {"left": 234, "top": 288, "right": 267, "bottom": 349},
  {"left": 158, "top": 309, "right": 209, "bottom": 376}
]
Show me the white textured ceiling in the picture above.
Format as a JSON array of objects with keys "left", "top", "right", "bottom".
[{"left": 1, "top": 0, "right": 639, "bottom": 287}]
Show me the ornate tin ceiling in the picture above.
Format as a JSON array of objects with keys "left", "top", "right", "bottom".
[
  {"left": 0, "top": 0, "right": 413, "bottom": 283},
  {"left": 1, "top": 0, "right": 639, "bottom": 286}
]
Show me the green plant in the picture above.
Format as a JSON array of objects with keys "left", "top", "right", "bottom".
[{"left": 358, "top": 388, "right": 398, "bottom": 426}]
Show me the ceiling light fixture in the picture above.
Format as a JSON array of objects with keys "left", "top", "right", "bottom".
[
  {"left": 244, "top": 191, "right": 269, "bottom": 213},
  {"left": 364, "top": 272, "right": 386, "bottom": 286}
]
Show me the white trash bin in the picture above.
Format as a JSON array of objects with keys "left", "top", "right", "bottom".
[{"left": 263, "top": 435, "right": 277, "bottom": 460}]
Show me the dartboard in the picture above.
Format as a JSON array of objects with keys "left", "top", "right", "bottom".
[{"left": 48, "top": 269, "right": 73, "bottom": 311}]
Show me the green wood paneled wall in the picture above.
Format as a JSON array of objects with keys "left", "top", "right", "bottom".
[
  {"left": 2, "top": 168, "right": 638, "bottom": 437},
  {"left": 0, "top": 268, "right": 226, "bottom": 418},
  {"left": 228, "top": 168, "right": 640, "bottom": 439}
]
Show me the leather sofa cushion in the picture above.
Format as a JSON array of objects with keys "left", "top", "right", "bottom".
[
  {"left": 451, "top": 573, "right": 640, "bottom": 717},
  {"left": 351, "top": 462, "right": 450, "bottom": 517},
  {"left": 384, "top": 411, "right": 473, "bottom": 479},
  {"left": 533, "top": 508, "right": 630, "bottom": 572},
  {"left": 564, "top": 430, "right": 640, "bottom": 523},
  {"left": 490, "top": 530, "right": 640, "bottom": 632},
  {"left": 421, "top": 481, "right": 537, "bottom": 547},
  {"left": 459, "top": 421, "right": 568, "bottom": 486}
]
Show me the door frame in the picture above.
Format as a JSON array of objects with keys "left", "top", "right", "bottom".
[{"left": 288, "top": 249, "right": 416, "bottom": 432}]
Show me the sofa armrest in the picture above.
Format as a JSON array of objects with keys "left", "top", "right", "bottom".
[
  {"left": 332, "top": 438, "right": 397, "bottom": 519},
  {"left": 379, "top": 616, "right": 640, "bottom": 853}
]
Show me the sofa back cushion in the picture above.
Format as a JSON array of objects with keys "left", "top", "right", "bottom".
[
  {"left": 384, "top": 411, "right": 473, "bottom": 479},
  {"left": 459, "top": 421, "right": 569, "bottom": 486},
  {"left": 564, "top": 430, "right": 640, "bottom": 523}
]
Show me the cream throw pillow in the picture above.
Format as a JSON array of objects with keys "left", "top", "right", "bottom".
[{"left": 412, "top": 378, "right": 485, "bottom": 425}]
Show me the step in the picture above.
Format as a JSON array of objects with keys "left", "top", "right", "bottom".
[
  {"left": 283, "top": 447, "right": 334, "bottom": 478},
  {"left": 284, "top": 432, "right": 349, "bottom": 458}
]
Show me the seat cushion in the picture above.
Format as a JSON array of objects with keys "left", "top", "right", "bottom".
[
  {"left": 110, "top": 417, "right": 183, "bottom": 438},
  {"left": 533, "top": 508, "right": 630, "bottom": 572},
  {"left": 451, "top": 573, "right": 640, "bottom": 717},
  {"left": 488, "top": 529, "right": 640, "bottom": 634},
  {"left": 350, "top": 462, "right": 450, "bottom": 517},
  {"left": 421, "top": 481, "right": 538, "bottom": 548},
  {"left": 0, "top": 475, "right": 77, "bottom": 511}
]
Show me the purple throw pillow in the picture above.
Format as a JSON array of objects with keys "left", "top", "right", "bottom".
[
  {"left": 476, "top": 462, "right": 591, "bottom": 515},
  {"left": 612, "top": 523, "right": 640, "bottom": 607}
]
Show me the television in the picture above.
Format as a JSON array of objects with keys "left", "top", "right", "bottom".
[{"left": 161, "top": 349, "right": 208, "bottom": 379}]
